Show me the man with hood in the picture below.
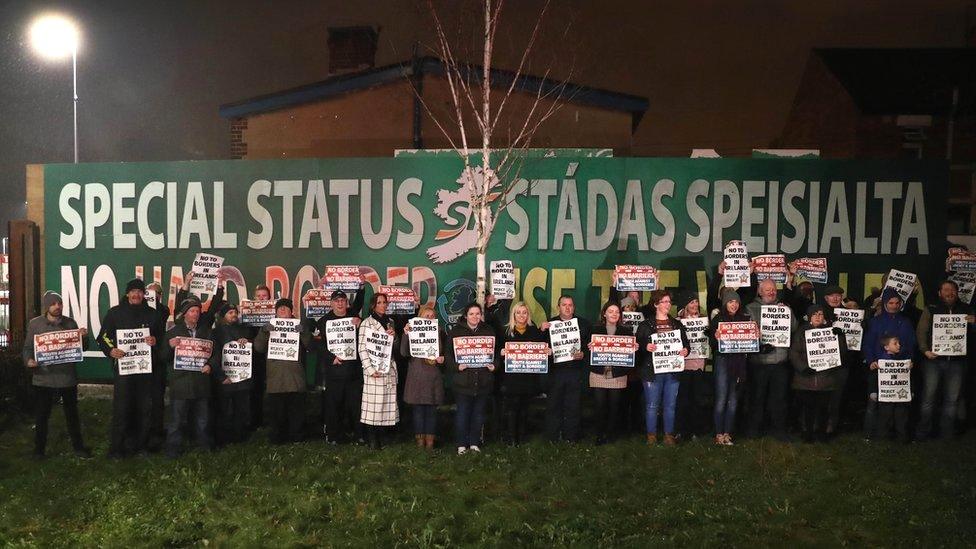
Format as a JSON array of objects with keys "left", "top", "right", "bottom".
[
  {"left": 23, "top": 291, "right": 90, "bottom": 458},
  {"left": 862, "top": 288, "right": 918, "bottom": 437}
]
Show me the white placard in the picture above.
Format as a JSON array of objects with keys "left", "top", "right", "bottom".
[
  {"left": 833, "top": 308, "right": 865, "bottom": 351},
  {"left": 189, "top": 253, "right": 224, "bottom": 297},
  {"left": 883, "top": 269, "right": 917, "bottom": 307},
  {"left": 932, "top": 314, "right": 967, "bottom": 356},
  {"left": 363, "top": 329, "right": 394, "bottom": 374},
  {"left": 680, "top": 317, "right": 710, "bottom": 359},
  {"left": 760, "top": 305, "right": 792, "bottom": 348},
  {"left": 222, "top": 341, "right": 253, "bottom": 383},
  {"left": 490, "top": 260, "right": 515, "bottom": 299},
  {"left": 145, "top": 289, "right": 157, "bottom": 310},
  {"left": 622, "top": 311, "right": 645, "bottom": 329},
  {"left": 267, "top": 318, "right": 301, "bottom": 362},
  {"left": 408, "top": 318, "right": 440, "bottom": 360},
  {"left": 549, "top": 318, "right": 581, "bottom": 364},
  {"left": 950, "top": 271, "right": 976, "bottom": 305},
  {"left": 878, "top": 359, "right": 912, "bottom": 402},
  {"left": 651, "top": 329, "right": 684, "bottom": 373},
  {"left": 117, "top": 327, "right": 152, "bottom": 375},
  {"left": 723, "top": 240, "right": 750, "bottom": 288},
  {"left": 325, "top": 318, "right": 357, "bottom": 360},
  {"left": 805, "top": 327, "right": 841, "bottom": 371}
]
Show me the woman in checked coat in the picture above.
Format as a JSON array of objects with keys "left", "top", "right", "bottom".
[{"left": 358, "top": 292, "right": 400, "bottom": 448}]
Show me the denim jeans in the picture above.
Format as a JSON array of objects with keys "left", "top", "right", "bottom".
[
  {"left": 455, "top": 393, "right": 489, "bottom": 447},
  {"left": 919, "top": 359, "right": 966, "bottom": 438},
  {"left": 643, "top": 374, "right": 680, "bottom": 434},
  {"left": 166, "top": 397, "right": 213, "bottom": 454},
  {"left": 412, "top": 404, "right": 437, "bottom": 435},
  {"left": 713, "top": 356, "right": 742, "bottom": 434}
]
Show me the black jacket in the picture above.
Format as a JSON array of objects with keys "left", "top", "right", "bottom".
[
  {"left": 635, "top": 317, "right": 689, "bottom": 382},
  {"left": 162, "top": 321, "right": 214, "bottom": 400},
  {"left": 546, "top": 315, "right": 592, "bottom": 374},
  {"left": 499, "top": 324, "right": 546, "bottom": 396},
  {"left": 210, "top": 320, "right": 253, "bottom": 392},
  {"left": 446, "top": 322, "right": 499, "bottom": 396},
  {"left": 315, "top": 310, "right": 363, "bottom": 381},
  {"left": 98, "top": 301, "right": 164, "bottom": 377},
  {"left": 589, "top": 324, "right": 636, "bottom": 379}
]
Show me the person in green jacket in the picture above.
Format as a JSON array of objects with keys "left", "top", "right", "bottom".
[{"left": 162, "top": 297, "right": 215, "bottom": 458}]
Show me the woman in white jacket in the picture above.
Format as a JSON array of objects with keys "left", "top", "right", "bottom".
[{"left": 358, "top": 292, "right": 400, "bottom": 449}]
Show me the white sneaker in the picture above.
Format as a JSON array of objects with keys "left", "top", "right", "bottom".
[
  {"left": 457, "top": 446, "right": 467, "bottom": 455},
  {"left": 469, "top": 445, "right": 481, "bottom": 453}
]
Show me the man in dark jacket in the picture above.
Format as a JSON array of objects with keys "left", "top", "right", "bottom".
[
  {"left": 916, "top": 280, "right": 975, "bottom": 440},
  {"left": 210, "top": 303, "right": 253, "bottom": 445},
  {"left": 162, "top": 297, "right": 215, "bottom": 458},
  {"left": 744, "top": 279, "right": 797, "bottom": 440},
  {"left": 146, "top": 281, "right": 171, "bottom": 451},
  {"left": 97, "top": 278, "right": 162, "bottom": 458},
  {"left": 23, "top": 291, "right": 90, "bottom": 458},
  {"left": 315, "top": 290, "right": 365, "bottom": 444},
  {"left": 541, "top": 295, "right": 592, "bottom": 443}
]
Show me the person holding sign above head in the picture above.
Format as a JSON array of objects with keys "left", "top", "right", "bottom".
[
  {"left": 867, "top": 334, "right": 913, "bottom": 442},
  {"left": 401, "top": 305, "right": 446, "bottom": 450},
  {"left": 636, "top": 291, "right": 690, "bottom": 446},
  {"left": 210, "top": 303, "right": 254, "bottom": 445},
  {"left": 254, "top": 298, "right": 312, "bottom": 445},
  {"left": 497, "top": 300, "right": 547, "bottom": 446},
  {"left": 23, "top": 291, "right": 90, "bottom": 459},
  {"left": 98, "top": 278, "right": 161, "bottom": 459},
  {"left": 862, "top": 289, "right": 917, "bottom": 439},
  {"left": 790, "top": 305, "right": 848, "bottom": 443},
  {"left": 447, "top": 303, "right": 498, "bottom": 454},
  {"left": 162, "top": 297, "right": 215, "bottom": 458},
  {"left": 588, "top": 301, "right": 636, "bottom": 445},
  {"left": 707, "top": 289, "right": 753, "bottom": 446},
  {"left": 176, "top": 271, "right": 226, "bottom": 331},
  {"left": 675, "top": 292, "right": 710, "bottom": 440},
  {"left": 314, "top": 290, "right": 365, "bottom": 445},
  {"left": 744, "top": 279, "right": 797, "bottom": 441},
  {"left": 541, "top": 295, "right": 592, "bottom": 443},
  {"left": 916, "top": 279, "right": 975, "bottom": 441},
  {"left": 358, "top": 293, "right": 400, "bottom": 449}
]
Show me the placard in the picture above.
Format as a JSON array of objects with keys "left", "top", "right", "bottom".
[
  {"left": 833, "top": 308, "right": 865, "bottom": 351},
  {"left": 363, "top": 328, "right": 394, "bottom": 374},
  {"left": 752, "top": 254, "right": 787, "bottom": 283},
  {"left": 884, "top": 269, "right": 917, "bottom": 306},
  {"left": 792, "top": 257, "right": 828, "bottom": 284},
  {"left": 189, "top": 253, "right": 224, "bottom": 297},
  {"left": 723, "top": 240, "right": 750, "bottom": 288},
  {"left": 379, "top": 285, "right": 416, "bottom": 315},
  {"left": 680, "top": 317, "right": 710, "bottom": 359},
  {"left": 504, "top": 341, "right": 549, "bottom": 374},
  {"left": 614, "top": 265, "right": 659, "bottom": 291},
  {"left": 622, "top": 311, "right": 645, "bottom": 329},
  {"left": 240, "top": 300, "right": 276, "bottom": 327},
  {"left": 946, "top": 248, "right": 976, "bottom": 273},
  {"left": 222, "top": 341, "right": 253, "bottom": 383},
  {"left": 174, "top": 337, "right": 214, "bottom": 371},
  {"left": 490, "top": 260, "right": 516, "bottom": 299},
  {"left": 549, "top": 318, "right": 581, "bottom": 364},
  {"left": 760, "top": 305, "right": 792, "bottom": 348},
  {"left": 267, "top": 318, "right": 301, "bottom": 361},
  {"left": 453, "top": 336, "right": 495, "bottom": 369},
  {"left": 145, "top": 289, "right": 157, "bottom": 310},
  {"left": 590, "top": 334, "right": 636, "bottom": 368},
  {"left": 325, "top": 317, "right": 357, "bottom": 360},
  {"left": 950, "top": 271, "right": 976, "bottom": 305},
  {"left": 33, "top": 329, "right": 84, "bottom": 366},
  {"left": 932, "top": 313, "right": 967, "bottom": 356},
  {"left": 716, "top": 321, "right": 760, "bottom": 353},
  {"left": 805, "top": 327, "right": 841, "bottom": 371},
  {"left": 878, "top": 359, "right": 912, "bottom": 402},
  {"left": 302, "top": 288, "right": 332, "bottom": 320},
  {"left": 408, "top": 318, "right": 440, "bottom": 360},
  {"left": 651, "top": 330, "right": 684, "bottom": 373},
  {"left": 323, "top": 265, "right": 362, "bottom": 292},
  {"left": 117, "top": 327, "right": 152, "bottom": 375}
]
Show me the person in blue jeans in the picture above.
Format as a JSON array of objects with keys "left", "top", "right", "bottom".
[
  {"left": 636, "top": 290, "right": 690, "bottom": 445},
  {"left": 446, "top": 303, "right": 498, "bottom": 455},
  {"left": 707, "top": 289, "right": 752, "bottom": 446}
]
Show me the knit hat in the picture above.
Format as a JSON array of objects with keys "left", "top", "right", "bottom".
[
  {"left": 275, "top": 298, "right": 294, "bottom": 311},
  {"left": 125, "top": 278, "right": 146, "bottom": 293},
  {"left": 619, "top": 296, "right": 637, "bottom": 310},
  {"left": 178, "top": 297, "right": 202, "bottom": 316},
  {"left": 721, "top": 289, "right": 741, "bottom": 307},
  {"left": 880, "top": 287, "right": 903, "bottom": 305},
  {"left": 675, "top": 290, "right": 698, "bottom": 312},
  {"left": 823, "top": 285, "right": 844, "bottom": 297},
  {"left": 42, "top": 291, "right": 62, "bottom": 310},
  {"left": 806, "top": 303, "right": 826, "bottom": 319},
  {"left": 218, "top": 302, "right": 238, "bottom": 318},
  {"left": 330, "top": 290, "right": 348, "bottom": 300}
]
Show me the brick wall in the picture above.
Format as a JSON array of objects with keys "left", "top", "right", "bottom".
[{"left": 230, "top": 118, "right": 248, "bottom": 159}]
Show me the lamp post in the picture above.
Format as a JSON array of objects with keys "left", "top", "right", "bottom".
[{"left": 29, "top": 14, "right": 80, "bottom": 163}]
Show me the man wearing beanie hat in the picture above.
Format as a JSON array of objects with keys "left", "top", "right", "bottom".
[
  {"left": 254, "top": 298, "right": 313, "bottom": 444},
  {"left": 162, "top": 297, "right": 214, "bottom": 458},
  {"left": 175, "top": 271, "right": 226, "bottom": 331},
  {"left": 97, "top": 278, "right": 162, "bottom": 458},
  {"left": 23, "top": 291, "right": 91, "bottom": 458},
  {"left": 209, "top": 302, "right": 254, "bottom": 445},
  {"left": 744, "top": 278, "right": 797, "bottom": 441},
  {"left": 819, "top": 284, "right": 857, "bottom": 439},
  {"left": 314, "top": 289, "right": 365, "bottom": 444}
]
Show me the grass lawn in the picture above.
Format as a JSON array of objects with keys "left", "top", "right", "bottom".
[{"left": 1, "top": 398, "right": 974, "bottom": 547}]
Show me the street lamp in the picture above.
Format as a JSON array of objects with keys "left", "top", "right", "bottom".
[{"left": 29, "top": 13, "right": 80, "bottom": 163}]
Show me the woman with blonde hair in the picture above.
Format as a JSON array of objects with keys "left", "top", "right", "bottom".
[{"left": 498, "top": 301, "right": 547, "bottom": 446}]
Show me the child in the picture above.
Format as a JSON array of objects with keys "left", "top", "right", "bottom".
[{"left": 867, "top": 334, "right": 912, "bottom": 442}]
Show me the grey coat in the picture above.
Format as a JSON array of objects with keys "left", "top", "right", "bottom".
[{"left": 23, "top": 314, "right": 85, "bottom": 388}]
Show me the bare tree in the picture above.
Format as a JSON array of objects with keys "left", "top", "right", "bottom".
[{"left": 415, "top": 0, "right": 573, "bottom": 304}]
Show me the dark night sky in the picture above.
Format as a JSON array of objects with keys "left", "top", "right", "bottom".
[{"left": 0, "top": 0, "right": 970, "bottom": 233}]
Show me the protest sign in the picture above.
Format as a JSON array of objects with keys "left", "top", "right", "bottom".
[
  {"left": 549, "top": 319, "right": 581, "bottom": 364},
  {"left": 760, "top": 305, "right": 792, "bottom": 348},
  {"left": 792, "top": 257, "right": 828, "bottom": 284},
  {"left": 221, "top": 341, "right": 253, "bottom": 383},
  {"left": 322, "top": 265, "right": 362, "bottom": 292},
  {"left": 884, "top": 269, "right": 918, "bottom": 306},
  {"left": 932, "top": 314, "right": 967, "bottom": 356},
  {"left": 723, "top": 240, "right": 751, "bottom": 288},
  {"left": 805, "top": 327, "right": 842, "bottom": 371},
  {"left": 680, "top": 317, "right": 710, "bottom": 359},
  {"left": 302, "top": 288, "right": 331, "bottom": 320},
  {"left": 591, "top": 334, "right": 636, "bottom": 368},
  {"left": 752, "top": 254, "right": 787, "bottom": 284},
  {"left": 117, "top": 327, "right": 152, "bottom": 375},
  {"left": 878, "top": 359, "right": 912, "bottom": 402},
  {"left": 490, "top": 260, "right": 516, "bottom": 299},
  {"left": 240, "top": 300, "right": 276, "bottom": 327},
  {"left": 363, "top": 329, "right": 394, "bottom": 373},
  {"left": 189, "top": 253, "right": 224, "bottom": 297},
  {"left": 268, "top": 318, "right": 300, "bottom": 361},
  {"left": 622, "top": 311, "right": 645, "bottom": 330},
  {"left": 380, "top": 285, "right": 416, "bottom": 315},
  {"left": 504, "top": 341, "right": 549, "bottom": 374},
  {"left": 325, "top": 317, "right": 357, "bottom": 360},
  {"left": 614, "top": 265, "right": 659, "bottom": 291},
  {"left": 651, "top": 330, "right": 684, "bottom": 373},
  {"left": 833, "top": 308, "right": 865, "bottom": 351},
  {"left": 407, "top": 318, "right": 440, "bottom": 360},
  {"left": 33, "top": 329, "right": 83, "bottom": 366},
  {"left": 453, "top": 336, "right": 495, "bottom": 369},
  {"left": 716, "top": 321, "right": 760, "bottom": 353},
  {"left": 174, "top": 337, "right": 213, "bottom": 371}
]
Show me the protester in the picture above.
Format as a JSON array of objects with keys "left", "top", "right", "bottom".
[
  {"left": 636, "top": 290, "right": 690, "bottom": 446},
  {"left": 210, "top": 303, "right": 253, "bottom": 445},
  {"left": 707, "top": 288, "right": 750, "bottom": 446},
  {"left": 315, "top": 289, "right": 365, "bottom": 444},
  {"left": 162, "top": 297, "right": 215, "bottom": 458},
  {"left": 254, "top": 298, "right": 311, "bottom": 444},
  {"left": 145, "top": 281, "right": 171, "bottom": 451},
  {"left": 401, "top": 305, "right": 446, "bottom": 450},
  {"left": 790, "top": 304, "right": 848, "bottom": 443},
  {"left": 446, "top": 302, "right": 497, "bottom": 454},
  {"left": 358, "top": 293, "right": 400, "bottom": 449},
  {"left": 744, "top": 278, "right": 796, "bottom": 440},
  {"left": 589, "top": 301, "right": 635, "bottom": 445},
  {"left": 23, "top": 291, "right": 90, "bottom": 459},
  {"left": 862, "top": 289, "right": 917, "bottom": 439},
  {"left": 675, "top": 291, "right": 710, "bottom": 440},
  {"left": 97, "top": 278, "right": 161, "bottom": 458},
  {"left": 541, "top": 295, "right": 592, "bottom": 443},
  {"left": 248, "top": 284, "right": 273, "bottom": 431},
  {"left": 497, "top": 300, "right": 546, "bottom": 446},
  {"left": 867, "top": 334, "right": 912, "bottom": 442}
]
